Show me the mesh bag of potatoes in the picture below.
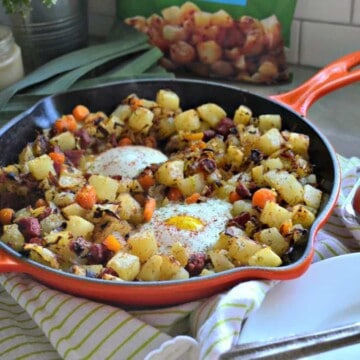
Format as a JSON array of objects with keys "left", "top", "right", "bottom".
[{"left": 117, "top": 0, "right": 297, "bottom": 84}]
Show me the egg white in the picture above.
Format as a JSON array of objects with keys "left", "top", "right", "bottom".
[{"left": 137, "top": 199, "right": 232, "bottom": 254}]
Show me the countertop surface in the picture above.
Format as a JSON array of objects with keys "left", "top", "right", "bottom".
[{"left": 233, "top": 65, "right": 359, "bottom": 159}]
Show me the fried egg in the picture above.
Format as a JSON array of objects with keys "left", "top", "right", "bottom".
[
  {"left": 137, "top": 199, "right": 232, "bottom": 254},
  {"left": 88, "top": 145, "right": 168, "bottom": 178}
]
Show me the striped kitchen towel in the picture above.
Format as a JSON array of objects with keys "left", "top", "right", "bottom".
[{"left": 0, "top": 155, "right": 359, "bottom": 360}]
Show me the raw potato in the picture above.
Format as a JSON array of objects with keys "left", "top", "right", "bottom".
[
  {"left": 107, "top": 251, "right": 140, "bottom": 281},
  {"left": 248, "top": 247, "right": 282, "bottom": 267}
]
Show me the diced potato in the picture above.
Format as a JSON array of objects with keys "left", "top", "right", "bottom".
[
  {"left": 100, "top": 115, "right": 125, "bottom": 137},
  {"left": 27, "top": 154, "right": 56, "bottom": 180},
  {"left": 66, "top": 215, "right": 94, "bottom": 239},
  {"left": 264, "top": 170, "right": 304, "bottom": 205},
  {"left": 116, "top": 193, "right": 142, "bottom": 223},
  {"left": 62, "top": 203, "right": 87, "bottom": 219},
  {"left": 93, "top": 218, "right": 132, "bottom": 243},
  {"left": 256, "top": 128, "right": 284, "bottom": 156},
  {"left": 231, "top": 200, "right": 256, "bottom": 217},
  {"left": 157, "top": 116, "right": 177, "bottom": 139},
  {"left": 255, "top": 227, "right": 289, "bottom": 256},
  {"left": 213, "top": 227, "right": 245, "bottom": 250},
  {"left": 252, "top": 165, "right": 267, "bottom": 187},
  {"left": 107, "top": 251, "right": 140, "bottom": 281},
  {"left": 72, "top": 264, "right": 103, "bottom": 277},
  {"left": 228, "top": 236, "right": 263, "bottom": 265},
  {"left": 174, "top": 109, "right": 200, "bottom": 131},
  {"left": 304, "top": 184, "right": 322, "bottom": 210},
  {"left": 156, "top": 89, "right": 180, "bottom": 111},
  {"left": 40, "top": 213, "right": 66, "bottom": 235},
  {"left": 287, "top": 131, "right": 310, "bottom": 158},
  {"left": 214, "top": 183, "right": 236, "bottom": 200},
  {"left": 155, "top": 160, "right": 184, "bottom": 186},
  {"left": 194, "top": 11, "right": 212, "bottom": 27},
  {"left": 128, "top": 107, "right": 154, "bottom": 134},
  {"left": 291, "top": 205, "right": 316, "bottom": 228},
  {"left": 137, "top": 254, "right": 163, "bottom": 281},
  {"left": 170, "top": 267, "right": 190, "bottom": 280},
  {"left": 226, "top": 145, "right": 244, "bottom": 168},
  {"left": 258, "top": 114, "right": 281, "bottom": 132},
  {"left": 239, "top": 125, "right": 261, "bottom": 155},
  {"left": 53, "top": 191, "right": 76, "bottom": 207},
  {"left": 58, "top": 167, "right": 85, "bottom": 190},
  {"left": 19, "top": 144, "right": 34, "bottom": 164},
  {"left": 233, "top": 105, "right": 252, "bottom": 126},
  {"left": 177, "top": 173, "right": 206, "bottom": 197},
  {"left": 260, "top": 201, "right": 292, "bottom": 230},
  {"left": 179, "top": 1, "right": 200, "bottom": 21},
  {"left": 197, "top": 103, "right": 227, "bottom": 128},
  {"left": 159, "top": 255, "right": 183, "bottom": 280},
  {"left": 162, "top": 5, "right": 182, "bottom": 25},
  {"left": 24, "top": 243, "right": 60, "bottom": 269},
  {"left": 127, "top": 230, "right": 158, "bottom": 263},
  {"left": 248, "top": 247, "right": 282, "bottom": 267},
  {"left": 0, "top": 224, "right": 25, "bottom": 251},
  {"left": 50, "top": 131, "right": 76, "bottom": 151},
  {"left": 110, "top": 104, "right": 132, "bottom": 120},
  {"left": 89, "top": 174, "right": 118, "bottom": 201},
  {"left": 209, "top": 249, "right": 235, "bottom": 272},
  {"left": 262, "top": 158, "right": 283, "bottom": 171},
  {"left": 171, "top": 241, "right": 189, "bottom": 266}
]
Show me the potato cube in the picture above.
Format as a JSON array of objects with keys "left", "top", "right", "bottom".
[
  {"left": 137, "top": 255, "right": 163, "bottom": 281},
  {"left": 66, "top": 215, "right": 94, "bottom": 239},
  {"left": 233, "top": 105, "right": 252, "bottom": 126},
  {"left": 264, "top": 170, "right": 304, "bottom": 205},
  {"left": 177, "top": 173, "right": 206, "bottom": 197},
  {"left": 170, "top": 267, "right": 190, "bottom": 280},
  {"left": 287, "top": 131, "right": 310, "bottom": 158},
  {"left": 258, "top": 114, "right": 282, "bottom": 132},
  {"left": 24, "top": 243, "right": 60, "bottom": 269},
  {"left": 127, "top": 230, "right": 158, "bottom": 263},
  {"left": 116, "top": 193, "right": 142, "bottom": 223},
  {"left": 174, "top": 109, "right": 200, "bottom": 131},
  {"left": 252, "top": 165, "right": 267, "bottom": 187},
  {"left": 50, "top": 131, "right": 76, "bottom": 151},
  {"left": 197, "top": 41, "right": 222, "bottom": 65},
  {"left": 256, "top": 227, "right": 289, "bottom": 256},
  {"left": 248, "top": 247, "right": 282, "bottom": 267},
  {"left": 171, "top": 242, "right": 189, "bottom": 266},
  {"left": 211, "top": 9, "right": 233, "bottom": 27},
  {"left": 100, "top": 115, "right": 125, "bottom": 137},
  {"left": 209, "top": 249, "right": 235, "bottom": 272},
  {"left": 228, "top": 236, "right": 263, "bottom": 265},
  {"left": 304, "top": 184, "right": 322, "bottom": 210},
  {"left": 89, "top": 174, "right": 118, "bottom": 201},
  {"left": 256, "top": 128, "right": 284, "bottom": 156},
  {"left": 194, "top": 11, "right": 212, "bottom": 27},
  {"left": 62, "top": 203, "right": 87, "bottom": 219},
  {"left": 197, "top": 103, "right": 227, "bottom": 128},
  {"left": 156, "top": 89, "right": 180, "bottom": 111},
  {"left": 27, "top": 154, "right": 56, "bottom": 180},
  {"left": 0, "top": 224, "right": 25, "bottom": 251},
  {"left": 128, "top": 107, "right": 154, "bottom": 134},
  {"left": 110, "top": 104, "right": 132, "bottom": 120},
  {"left": 107, "top": 252, "right": 140, "bottom": 281},
  {"left": 260, "top": 201, "right": 292, "bottom": 230},
  {"left": 159, "top": 255, "right": 183, "bottom": 280},
  {"left": 292, "top": 205, "right": 316, "bottom": 228},
  {"left": 262, "top": 158, "right": 283, "bottom": 171},
  {"left": 155, "top": 160, "right": 184, "bottom": 186},
  {"left": 162, "top": 6, "right": 182, "bottom": 25}
]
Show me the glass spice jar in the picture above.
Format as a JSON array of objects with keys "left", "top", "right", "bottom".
[{"left": 0, "top": 25, "right": 24, "bottom": 91}]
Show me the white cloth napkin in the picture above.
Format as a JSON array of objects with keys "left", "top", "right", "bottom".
[{"left": 1, "top": 155, "right": 359, "bottom": 360}]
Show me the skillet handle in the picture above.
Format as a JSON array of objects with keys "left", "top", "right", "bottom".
[
  {"left": 0, "top": 249, "right": 24, "bottom": 273},
  {"left": 271, "top": 51, "right": 360, "bottom": 116}
]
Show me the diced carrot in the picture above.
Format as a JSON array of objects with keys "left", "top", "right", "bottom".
[
  {"left": 75, "top": 185, "right": 97, "bottom": 210},
  {"left": 72, "top": 105, "right": 90, "bottom": 121},
  {"left": 185, "top": 192, "right": 201, "bottom": 204},
  {"left": 184, "top": 132, "right": 204, "bottom": 141},
  {"left": 118, "top": 137, "right": 133, "bottom": 146},
  {"left": 138, "top": 173, "right": 155, "bottom": 191},
  {"left": 143, "top": 197, "right": 156, "bottom": 222},
  {"left": 35, "top": 198, "right": 47, "bottom": 208},
  {"left": 252, "top": 188, "right": 277, "bottom": 208},
  {"left": 0, "top": 208, "right": 14, "bottom": 225},
  {"left": 103, "top": 234, "right": 122, "bottom": 253},
  {"left": 190, "top": 141, "right": 206, "bottom": 151},
  {"left": 49, "top": 151, "right": 65, "bottom": 165},
  {"left": 229, "top": 191, "right": 241, "bottom": 203},
  {"left": 167, "top": 187, "right": 183, "bottom": 201},
  {"left": 54, "top": 115, "right": 77, "bottom": 133}
]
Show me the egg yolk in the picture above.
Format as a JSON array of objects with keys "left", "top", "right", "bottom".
[{"left": 165, "top": 215, "right": 204, "bottom": 231}]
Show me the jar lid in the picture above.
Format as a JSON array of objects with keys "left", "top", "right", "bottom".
[{"left": 0, "top": 25, "right": 14, "bottom": 57}]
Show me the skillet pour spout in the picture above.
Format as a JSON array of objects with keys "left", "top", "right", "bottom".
[{"left": 0, "top": 52, "right": 359, "bottom": 307}]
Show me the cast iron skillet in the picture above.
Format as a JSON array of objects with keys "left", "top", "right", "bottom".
[{"left": 0, "top": 52, "right": 359, "bottom": 307}]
